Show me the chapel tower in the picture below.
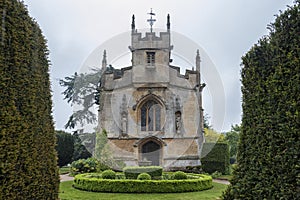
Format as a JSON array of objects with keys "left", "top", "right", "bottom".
[{"left": 98, "top": 12, "right": 205, "bottom": 169}]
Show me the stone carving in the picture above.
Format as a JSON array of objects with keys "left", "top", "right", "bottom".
[
  {"left": 175, "top": 112, "right": 182, "bottom": 134},
  {"left": 120, "top": 94, "right": 128, "bottom": 137},
  {"left": 174, "top": 96, "right": 183, "bottom": 135}
]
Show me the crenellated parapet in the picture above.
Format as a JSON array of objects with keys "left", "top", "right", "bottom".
[{"left": 129, "top": 32, "right": 172, "bottom": 51}]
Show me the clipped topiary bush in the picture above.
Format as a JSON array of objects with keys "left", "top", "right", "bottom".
[
  {"left": 123, "top": 166, "right": 163, "bottom": 179},
  {"left": 137, "top": 173, "right": 151, "bottom": 180},
  {"left": 173, "top": 171, "right": 187, "bottom": 180},
  {"left": 101, "top": 170, "right": 116, "bottom": 179}
]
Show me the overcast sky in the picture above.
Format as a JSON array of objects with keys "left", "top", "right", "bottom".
[{"left": 23, "top": 0, "right": 293, "bottom": 132}]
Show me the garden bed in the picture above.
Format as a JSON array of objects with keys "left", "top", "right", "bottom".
[{"left": 73, "top": 172, "right": 213, "bottom": 193}]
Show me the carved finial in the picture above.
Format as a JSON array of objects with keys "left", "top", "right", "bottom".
[
  {"left": 196, "top": 49, "right": 201, "bottom": 84},
  {"left": 147, "top": 8, "right": 156, "bottom": 32},
  {"left": 196, "top": 49, "right": 200, "bottom": 72},
  {"left": 167, "top": 14, "right": 170, "bottom": 31},
  {"left": 131, "top": 14, "right": 135, "bottom": 32},
  {"left": 102, "top": 50, "right": 107, "bottom": 69}
]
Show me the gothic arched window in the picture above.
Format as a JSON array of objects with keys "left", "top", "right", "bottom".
[{"left": 140, "top": 100, "right": 161, "bottom": 131}]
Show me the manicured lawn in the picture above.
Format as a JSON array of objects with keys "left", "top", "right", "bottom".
[{"left": 59, "top": 181, "right": 227, "bottom": 200}]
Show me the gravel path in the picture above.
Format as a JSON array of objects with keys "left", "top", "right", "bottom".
[
  {"left": 60, "top": 174, "right": 74, "bottom": 182},
  {"left": 212, "top": 179, "right": 230, "bottom": 185}
]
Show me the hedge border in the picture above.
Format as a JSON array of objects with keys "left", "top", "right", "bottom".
[
  {"left": 73, "top": 173, "right": 213, "bottom": 193},
  {"left": 123, "top": 166, "right": 163, "bottom": 179}
]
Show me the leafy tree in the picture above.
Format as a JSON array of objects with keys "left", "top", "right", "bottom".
[
  {"left": 0, "top": 0, "right": 59, "bottom": 199},
  {"left": 203, "top": 113, "right": 212, "bottom": 129},
  {"left": 56, "top": 130, "right": 74, "bottom": 167},
  {"left": 204, "top": 128, "right": 225, "bottom": 143},
  {"left": 55, "top": 130, "right": 91, "bottom": 167},
  {"left": 224, "top": 124, "right": 240, "bottom": 162},
  {"left": 78, "top": 132, "right": 96, "bottom": 155},
  {"left": 59, "top": 68, "right": 103, "bottom": 129},
  {"left": 223, "top": 1, "right": 300, "bottom": 199},
  {"left": 72, "top": 132, "right": 92, "bottom": 161}
]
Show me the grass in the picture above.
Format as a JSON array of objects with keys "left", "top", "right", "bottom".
[
  {"left": 59, "top": 167, "right": 71, "bottom": 175},
  {"left": 59, "top": 181, "right": 227, "bottom": 200}
]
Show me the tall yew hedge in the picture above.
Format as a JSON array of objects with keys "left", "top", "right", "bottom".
[
  {"left": 223, "top": 1, "right": 300, "bottom": 199},
  {"left": 201, "top": 143, "right": 230, "bottom": 174},
  {"left": 0, "top": 0, "right": 59, "bottom": 199}
]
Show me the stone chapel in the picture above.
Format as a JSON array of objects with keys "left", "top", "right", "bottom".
[{"left": 98, "top": 13, "right": 206, "bottom": 169}]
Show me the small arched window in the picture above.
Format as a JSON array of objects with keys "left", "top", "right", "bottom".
[{"left": 140, "top": 100, "right": 161, "bottom": 131}]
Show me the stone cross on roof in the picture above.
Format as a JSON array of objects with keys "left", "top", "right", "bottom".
[{"left": 147, "top": 8, "right": 156, "bottom": 32}]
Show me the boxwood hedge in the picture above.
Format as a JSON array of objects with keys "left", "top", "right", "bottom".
[
  {"left": 73, "top": 173, "right": 213, "bottom": 193},
  {"left": 123, "top": 166, "right": 163, "bottom": 179}
]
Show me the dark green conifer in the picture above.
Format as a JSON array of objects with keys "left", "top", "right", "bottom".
[
  {"left": 0, "top": 0, "right": 59, "bottom": 199},
  {"left": 223, "top": 1, "right": 300, "bottom": 199}
]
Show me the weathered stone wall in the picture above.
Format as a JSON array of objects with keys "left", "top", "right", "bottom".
[{"left": 98, "top": 29, "right": 203, "bottom": 169}]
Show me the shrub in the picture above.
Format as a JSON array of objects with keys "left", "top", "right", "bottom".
[
  {"left": 211, "top": 171, "right": 222, "bottom": 179},
  {"left": 172, "top": 171, "right": 187, "bottom": 180},
  {"left": 123, "top": 166, "right": 163, "bottom": 179},
  {"left": 229, "top": 157, "right": 236, "bottom": 164},
  {"left": 74, "top": 173, "right": 213, "bottom": 193},
  {"left": 137, "top": 173, "right": 151, "bottom": 180},
  {"left": 101, "top": 170, "right": 116, "bottom": 179},
  {"left": 71, "top": 158, "right": 98, "bottom": 175},
  {"left": 201, "top": 143, "right": 230, "bottom": 174},
  {"left": 97, "top": 162, "right": 111, "bottom": 172}
]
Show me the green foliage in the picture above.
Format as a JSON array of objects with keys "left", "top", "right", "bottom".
[
  {"left": 59, "top": 68, "right": 103, "bottom": 129},
  {"left": 55, "top": 130, "right": 91, "bottom": 167},
  {"left": 210, "top": 171, "right": 223, "bottom": 179},
  {"left": 223, "top": 2, "right": 300, "bottom": 199},
  {"left": 0, "top": 1, "right": 59, "bottom": 199},
  {"left": 204, "top": 128, "right": 225, "bottom": 143},
  {"left": 203, "top": 113, "right": 212, "bottom": 129},
  {"left": 94, "top": 129, "right": 125, "bottom": 170},
  {"left": 201, "top": 143, "right": 230, "bottom": 174},
  {"left": 123, "top": 166, "right": 163, "bottom": 179},
  {"left": 78, "top": 132, "right": 96, "bottom": 155},
  {"left": 70, "top": 158, "right": 98, "bottom": 175},
  {"left": 224, "top": 124, "right": 240, "bottom": 162},
  {"left": 56, "top": 130, "right": 74, "bottom": 167},
  {"left": 72, "top": 132, "right": 92, "bottom": 161},
  {"left": 137, "top": 173, "right": 151, "bottom": 180},
  {"left": 94, "top": 129, "right": 108, "bottom": 160},
  {"left": 97, "top": 162, "right": 111, "bottom": 172},
  {"left": 59, "top": 166, "right": 71, "bottom": 175},
  {"left": 73, "top": 173, "right": 213, "bottom": 193},
  {"left": 172, "top": 171, "right": 187, "bottom": 180},
  {"left": 101, "top": 170, "right": 116, "bottom": 179},
  {"left": 60, "top": 181, "right": 226, "bottom": 200}
]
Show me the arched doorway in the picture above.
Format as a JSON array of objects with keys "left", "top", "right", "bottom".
[{"left": 141, "top": 141, "right": 161, "bottom": 166}]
